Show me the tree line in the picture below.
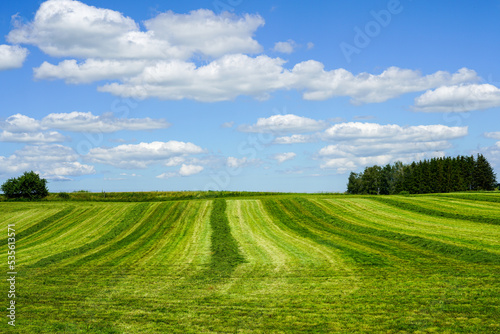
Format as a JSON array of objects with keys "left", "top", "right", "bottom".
[{"left": 347, "top": 154, "right": 498, "bottom": 195}]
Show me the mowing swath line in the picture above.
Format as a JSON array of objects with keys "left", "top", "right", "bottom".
[
  {"left": 20, "top": 204, "right": 133, "bottom": 266},
  {"left": 320, "top": 198, "right": 500, "bottom": 252},
  {"left": 148, "top": 201, "right": 212, "bottom": 270},
  {"left": 100, "top": 202, "right": 186, "bottom": 267},
  {"left": 0, "top": 204, "right": 60, "bottom": 227},
  {"left": 147, "top": 200, "right": 212, "bottom": 269},
  {"left": 300, "top": 198, "right": 500, "bottom": 264},
  {"left": 29, "top": 203, "right": 150, "bottom": 268},
  {"left": 207, "top": 199, "right": 245, "bottom": 277},
  {"left": 407, "top": 196, "right": 500, "bottom": 216},
  {"left": 372, "top": 197, "right": 500, "bottom": 225},
  {"left": 22, "top": 206, "right": 103, "bottom": 249},
  {"left": 282, "top": 198, "right": 426, "bottom": 264},
  {"left": 16, "top": 206, "right": 76, "bottom": 240},
  {"left": 430, "top": 193, "right": 500, "bottom": 203},
  {"left": 262, "top": 198, "right": 387, "bottom": 266},
  {"left": 69, "top": 202, "right": 170, "bottom": 267},
  {"left": 228, "top": 199, "right": 293, "bottom": 268},
  {"left": 227, "top": 200, "right": 351, "bottom": 269}
]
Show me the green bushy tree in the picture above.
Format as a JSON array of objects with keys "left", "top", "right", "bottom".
[{"left": 1, "top": 171, "right": 49, "bottom": 200}]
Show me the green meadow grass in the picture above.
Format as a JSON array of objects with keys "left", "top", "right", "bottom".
[{"left": 1, "top": 193, "right": 499, "bottom": 333}]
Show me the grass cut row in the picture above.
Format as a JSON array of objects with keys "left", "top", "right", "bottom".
[{"left": 1, "top": 192, "right": 499, "bottom": 333}]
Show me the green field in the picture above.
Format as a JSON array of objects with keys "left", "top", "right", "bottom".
[{"left": 2, "top": 193, "right": 500, "bottom": 333}]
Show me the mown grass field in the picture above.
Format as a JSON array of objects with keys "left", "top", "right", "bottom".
[{"left": 1, "top": 192, "right": 499, "bottom": 333}]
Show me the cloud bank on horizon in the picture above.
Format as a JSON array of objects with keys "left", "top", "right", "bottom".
[{"left": 0, "top": 0, "right": 498, "bottom": 192}]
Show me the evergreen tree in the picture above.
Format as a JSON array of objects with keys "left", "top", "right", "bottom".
[{"left": 473, "top": 154, "right": 497, "bottom": 190}]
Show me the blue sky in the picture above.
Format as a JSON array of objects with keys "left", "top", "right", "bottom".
[{"left": 0, "top": 0, "right": 499, "bottom": 193}]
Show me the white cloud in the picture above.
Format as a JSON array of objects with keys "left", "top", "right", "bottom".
[
  {"left": 156, "top": 163, "right": 204, "bottom": 179},
  {"left": 273, "top": 40, "right": 296, "bottom": 54},
  {"left": 413, "top": 84, "right": 500, "bottom": 112},
  {"left": 321, "top": 122, "right": 467, "bottom": 142},
  {"left": 179, "top": 164, "right": 204, "bottom": 176},
  {"left": 272, "top": 152, "right": 296, "bottom": 163},
  {"left": 485, "top": 132, "right": 500, "bottom": 140},
  {"left": 8, "top": 1, "right": 481, "bottom": 103},
  {"left": 86, "top": 141, "right": 205, "bottom": 169},
  {"left": 1, "top": 112, "right": 169, "bottom": 134},
  {"left": 0, "top": 114, "right": 42, "bottom": 132},
  {"left": 8, "top": 1, "right": 263, "bottom": 60},
  {"left": 41, "top": 111, "right": 170, "bottom": 133},
  {"left": 98, "top": 55, "right": 288, "bottom": 101},
  {"left": 317, "top": 122, "right": 468, "bottom": 173},
  {"left": 8, "top": 0, "right": 173, "bottom": 59},
  {"left": 319, "top": 153, "right": 445, "bottom": 174},
  {"left": 144, "top": 9, "right": 264, "bottom": 58},
  {"left": 239, "top": 114, "right": 328, "bottom": 134},
  {"left": 164, "top": 156, "right": 186, "bottom": 167},
  {"left": 0, "top": 45, "right": 28, "bottom": 70},
  {"left": 156, "top": 172, "right": 177, "bottom": 179},
  {"left": 0, "top": 144, "right": 95, "bottom": 179},
  {"left": 306, "top": 42, "right": 314, "bottom": 50},
  {"left": 227, "top": 157, "right": 247, "bottom": 169},
  {"left": 318, "top": 141, "right": 452, "bottom": 158},
  {"left": 221, "top": 121, "right": 234, "bottom": 128},
  {"left": 0, "top": 113, "right": 65, "bottom": 143},
  {"left": 34, "top": 59, "right": 148, "bottom": 84},
  {"left": 0, "top": 131, "right": 66, "bottom": 143},
  {"left": 289, "top": 64, "right": 479, "bottom": 103},
  {"left": 99, "top": 62, "right": 478, "bottom": 103},
  {"left": 274, "top": 134, "right": 317, "bottom": 144}
]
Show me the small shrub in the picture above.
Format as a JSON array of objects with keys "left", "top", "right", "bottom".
[
  {"left": 58, "top": 192, "right": 70, "bottom": 200},
  {"left": 399, "top": 191, "right": 410, "bottom": 196}
]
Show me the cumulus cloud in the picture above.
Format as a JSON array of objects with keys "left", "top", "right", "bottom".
[
  {"left": 274, "top": 134, "right": 317, "bottom": 144},
  {"left": 34, "top": 59, "right": 148, "bottom": 84},
  {"left": 225, "top": 156, "right": 261, "bottom": 169},
  {"left": 0, "top": 114, "right": 42, "bottom": 132},
  {"left": 41, "top": 111, "right": 170, "bottom": 133},
  {"left": 485, "top": 132, "right": 500, "bottom": 140},
  {"left": 317, "top": 122, "right": 468, "bottom": 173},
  {"left": 156, "top": 163, "right": 204, "bottom": 179},
  {"left": 0, "top": 144, "right": 95, "bottom": 179},
  {"left": 144, "top": 9, "right": 264, "bottom": 58},
  {"left": 85, "top": 141, "right": 205, "bottom": 169},
  {"left": 8, "top": 1, "right": 262, "bottom": 60},
  {"left": 0, "top": 45, "right": 29, "bottom": 70},
  {"left": 1, "top": 112, "right": 169, "bottom": 135},
  {"left": 321, "top": 122, "right": 467, "bottom": 142},
  {"left": 239, "top": 114, "right": 328, "bottom": 134},
  {"left": 288, "top": 64, "right": 479, "bottom": 104},
  {"left": 273, "top": 40, "right": 296, "bottom": 54},
  {"left": 413, "top": 84, "right": 500, "bottom": 112},
  {"left": 0, "top": 131, "right": 66, "bottom": 143},
  {"left": 98, "top": 55, "right": 288, "bottom": 101},
  {"left": 8, "top": 1, "right": 481, "bottom": 103},
  {"left": 0, "top": 114, "right": 65, "bottom": 143},
  {"left": 97, "top": 63, "right": 479, "bottom": 103},
  {"left": 179, "top": 164, "right": 204, "bottom": 176},
  {"left": 271, "top": 152, "right": 296, "bottom": 163}
]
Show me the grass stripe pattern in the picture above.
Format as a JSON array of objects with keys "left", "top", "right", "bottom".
[{"left": 0, "top": 193, "right": 499, "bottom": 333}]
